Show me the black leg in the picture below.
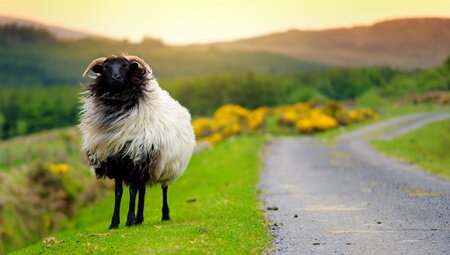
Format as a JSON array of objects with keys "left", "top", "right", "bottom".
[
  {"left": 109, "top": 176, "right": 123, "bottom": 229},
  {"left": 162, "top": 185, "right": 170, "bottom": 221},
  {"left": 135, "top": 183, "right": 146, "bottom": 225},
  {"left": 126, "top": 179, "right": 138, "bottom": 226}
]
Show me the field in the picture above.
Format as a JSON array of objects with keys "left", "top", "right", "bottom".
[{"left": 11, "top": 136, "right": 270, "bottom": 255}]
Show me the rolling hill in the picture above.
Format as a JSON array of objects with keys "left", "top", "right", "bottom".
[
  {"left": 0, "top": 16, "right": 449, "bottom": 87},
  {"left": 0, "top": 22, "right": 326, "bottom": 87},
  {"left": 214, "top": 18, "right": 450, "bottom": 69},
  {"left": 0, "top": 15, "right": 102, "bottom": 40}
]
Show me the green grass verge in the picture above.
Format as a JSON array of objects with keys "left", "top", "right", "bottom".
[
  {"left": 12, "top": 136, "right": 270, "bottom": 255},
  {"left": 372, "top": 119, "right": 450, "bottom": 180}
]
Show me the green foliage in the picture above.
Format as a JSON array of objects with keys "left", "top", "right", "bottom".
[
  {"left": 300, "top": 67, "right": 398, "bottom": 100},
  {"left": 0, "top": 113, "right": 4, "bottom": 138},
  {"left": 165, "top": 72, "right": 295, "bottom": 115},
  {"left": 12, "top": 136, "right": 270, "bottom": 255},
  {"left": 0, "top": 86, "right": 80, "bottom": 139},
  {"left": 372, "top": 119, "right": 450, "bottom": 179},
  {"left": 163, "top": 67, "right": 399, "bottom": 116},
  {"left": 287, "top": 87, "right": 327, "bottom": 103},
  {"left": 358, "top": 62, "right": 450, "bottom": 102}
]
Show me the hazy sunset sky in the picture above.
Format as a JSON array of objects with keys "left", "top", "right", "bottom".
[{"left": 0, "top": 0, "right": 449, "bottom": 44}]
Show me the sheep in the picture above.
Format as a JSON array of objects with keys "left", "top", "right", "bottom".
[{"left": 79, "top": 55, "right": 195, "bottom": 229}]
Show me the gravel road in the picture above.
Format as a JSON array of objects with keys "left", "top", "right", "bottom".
[{"left": 260, "top": 113, "right": 450, "bottom": 255}]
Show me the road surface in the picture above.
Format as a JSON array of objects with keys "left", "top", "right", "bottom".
[{"left": 260, "top": 113, "right": 450, "bottom": 254}]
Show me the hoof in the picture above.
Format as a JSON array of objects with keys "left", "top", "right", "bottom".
[
  {"left": 135, "top": 218, "right": 144, "bottom": 225},
  {"left": 161, "top": 216, "right": 170, "bottom": 221},
  {"left": 126, "top": 214, "right": 136, "bottom": 226},
  {"left": 126, "top": 219, "right": 136, "bottom": 227},
  {"left": 109, "top": 224, "right": 119, "bottom": 230}
]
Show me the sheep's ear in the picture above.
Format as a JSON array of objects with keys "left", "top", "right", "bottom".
[
  {"left": 129, "top": 62, "right": 140, "bottom": 72},
  {"left": 91, "top": 64, "right": 103, "bottom": 74}
]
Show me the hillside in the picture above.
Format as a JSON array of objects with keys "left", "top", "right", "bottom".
[
  {"left": 0, "top": 25, "right": 326, "bottom": 87},
  {"left": 0, "top": 15, "right": 101, "bottom": 40},
  {"left": 215, "top": 18, "right": 450, "bottom": 69},
  {"left": 1, "top": 17, "right": 450, "bottom": 87}
]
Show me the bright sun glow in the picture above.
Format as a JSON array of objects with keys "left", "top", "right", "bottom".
[{"left": 0, "top": 0, "right": 449, "bottom": 44}]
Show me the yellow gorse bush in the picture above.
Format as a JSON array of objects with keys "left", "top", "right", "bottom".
[
  {"left": 214, "top": 104, "right": 250, "bottom": 138},
  {"left": 192, "top": 118, "right": 217, "bottom": 139},
  {"left": 309, "top": 110, "right": 338, "bottom": 131},
  {"left": 48, "top": 163, "right": 70, "bottom": 175},
  {"left": 248, "top": 107, "right": 269, "bottom": 131},
  {"left": 295, "top": 118, "right": 314, "bottom": 133},
  {"left": 202, "top": 133, "right": 224, "bottom": 145},
  {"left": 192, "top": 101, "right": 378, "bottom": 146}
]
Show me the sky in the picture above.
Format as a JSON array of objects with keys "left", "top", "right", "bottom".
[{"left": 0, "top": 0, "right": 449, "bottom": 44}]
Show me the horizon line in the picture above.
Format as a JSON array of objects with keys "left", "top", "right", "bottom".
[{"left": 0, "top": 13, "right": 449, "bottom": 45}]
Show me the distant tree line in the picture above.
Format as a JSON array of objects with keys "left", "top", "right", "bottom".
[
  {"left": 0, "top": 24, "right": 56, "bottom": 44},
  {"left": 0, "top": 86, "right": 80, "bottom": 139},
  {"left": 1, "top": 59, "right": 448, "bottom": 140}
]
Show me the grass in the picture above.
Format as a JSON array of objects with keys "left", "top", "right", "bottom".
[
  {"left": 0, "top": 127, "right": 82, "bottom": 171},
  {"left": 0, "top": 127, "right": 106, "bottom": 254},
  {"left": 12, "top": 135, "right": 271, "bottom": 255},
  {"left": 372, "top": 119, "right": 450, "bottom": 180}
]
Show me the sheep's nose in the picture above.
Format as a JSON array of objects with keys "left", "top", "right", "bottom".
[{"left": 112, "top": 74, "right": 120, "bottom": 80}]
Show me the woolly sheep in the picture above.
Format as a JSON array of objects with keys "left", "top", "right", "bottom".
[{"left": 79, "top": 55, "right": 195, "bottom": 229}]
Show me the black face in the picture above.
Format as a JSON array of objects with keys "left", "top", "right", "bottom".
[
  {"left": 87, "top": 57, "right": 149, "bottom": 115},
  {"left": 91, "top": 57, "right": 139, "bottom": 88}
]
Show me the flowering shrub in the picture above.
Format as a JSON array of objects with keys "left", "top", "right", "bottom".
[
  {"left": 214, "top": 104, "right": 250, "bottom": 137},
  {"left": 192, "top": 118, "right": 217, "bottom": 139},
  {"left": 310, "top": 111, "right": 338, "bottom": 131},
  {"left": 295, "top": 118, "right": 314, "bottom": 133},
  {"left": 201, "top": 133, "right": 224, "bottom": 145},
  {"left": 248, "top": 107, "right": 269, "bottom": 131},
  {"left": 192, "top": 101, "right": 378, "bottom": 146}
]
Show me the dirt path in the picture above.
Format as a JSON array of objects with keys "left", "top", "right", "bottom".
[{"left": 260, "top": 113, "right": 450, "bottom": 254}]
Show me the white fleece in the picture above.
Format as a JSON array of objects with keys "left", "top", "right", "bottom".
[{"left": 79, "top": 77, "right": 195, "bottom": 186}]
